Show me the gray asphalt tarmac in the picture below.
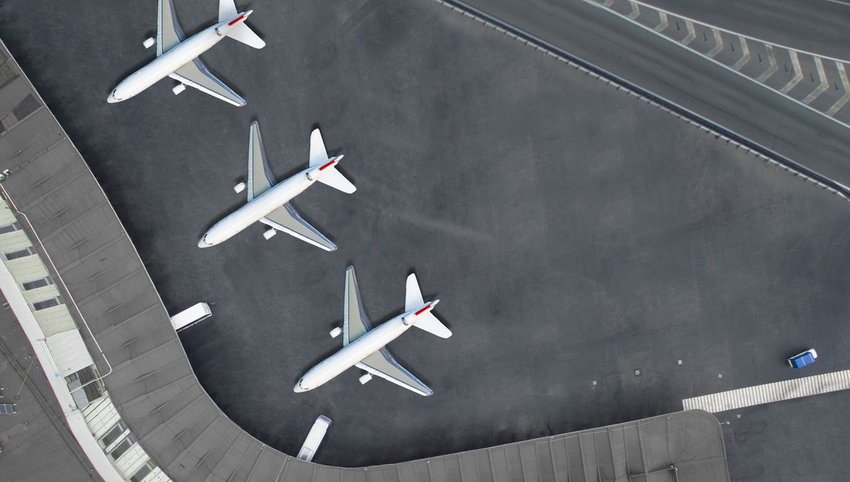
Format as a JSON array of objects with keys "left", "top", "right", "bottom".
[
  {"left": 455, "top": 0, "right": 850, "bottom": 196},
  {"left": 1, "top": 0, "right": 849, "bottom": 478}
]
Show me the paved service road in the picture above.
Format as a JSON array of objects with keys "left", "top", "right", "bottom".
[
  {"left": 590, "top": 0, "right": 850, "bottom": 127},
  {"left": 448, "top": 0, "right": 850, "bottom": 195}
]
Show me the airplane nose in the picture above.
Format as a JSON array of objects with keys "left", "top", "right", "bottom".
[
  {"left": 197, "top": 234, "right": 211, "bottom": 248},
  {"left": 107, "top": 89, "right": 120, "bottom": 103},
  {"left": 294, "top": 379, "right": 307, "bottom": 393}
]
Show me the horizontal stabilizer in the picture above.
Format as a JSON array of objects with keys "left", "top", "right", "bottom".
[
  {"left": 319, "top": 166, "right": 356, "bottom": 194},
  {"left": 414, "top": 312, "right": 452, "bottom": 339},
  {"left": 227, "top": 22, "right": 266, "bottom": 49}
]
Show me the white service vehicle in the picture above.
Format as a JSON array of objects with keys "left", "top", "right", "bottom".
[
  {"left": 170, "top": 302, "right": 212, "bottom": 332},
  {"left": 296, "top": 415, "right": 332, "bottom": 462},
  {"left": 294, "top": 266, "right": 452, "bottom": 396},
  {"left": 108, "top": 0, "right": 264, "bottom": 106},
  {"left": 198, "top": 122, "right": 355, "bottom": 250}
]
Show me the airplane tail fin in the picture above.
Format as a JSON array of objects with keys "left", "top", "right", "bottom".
[
  {"left": 405, "top": 274, "right": 452, "bottom": 338},
  {"left": 219, "top": 1, "right": 266, "bottom": 49},
  {"left": 414, "top": 312, "right": 452, "bottom": 339},
  {"left": 218, "top": 0, "right": 238, "bottom": 22},
  {"left": 405, "top": 273, "right": 424, "bottom": 311},
  {"left": 310, "top": 129, "right": 355, "bottom": 193}
]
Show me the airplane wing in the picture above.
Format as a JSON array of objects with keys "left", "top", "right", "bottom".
[
  {"left": 157, "top": 0, "right": 185, "bottom": 56},
  {"left": 343, "top": 266, "right": 372, "bottom": 346},
  {"left": 247, "top": 121, "right": 274, "bottom": 201},
  {"left": 356, "top": 349, "right": 433, "bottom": 396},
  {"left": 168, "top": 59, "right": 247, "bottom": 107},
  {"left": 260, "top": 204, "right": 337, "bottom": 251}
]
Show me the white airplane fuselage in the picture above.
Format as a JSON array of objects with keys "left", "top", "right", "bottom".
[
  {"left": 108, "top": 17, "right": 245, "bottom": 103},
  {"left": 199, "top": 165, "right": 321, "bottom": 247},
  {"left": 295, "top": 304, "right": 436, "bottom": 392}
]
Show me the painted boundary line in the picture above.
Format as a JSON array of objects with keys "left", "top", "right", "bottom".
[
  {"left": 585, "top": 0, "right": 850, "bottom": 131},
  {"left": 428, "top": 0, "right": 850, "bottom": 202},
  {"left": 683, "top": 369, "right": 850, "bottom": 413},
  {"left": 601, "top": 0, "right": 850, "bottom": 65}
]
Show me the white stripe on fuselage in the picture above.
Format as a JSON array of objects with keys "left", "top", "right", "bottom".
[{"left": 109, "top": 17, "right": 243, "bottom": 102}]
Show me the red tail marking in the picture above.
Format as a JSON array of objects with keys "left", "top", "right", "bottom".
[
  {"left": 228, "top": 15, "right": 246, "bottom": 26},
  {"left": 319, "top": 160, "right": 335, "bottom": 171},
  {"left": 414, "top": 304, "right": 431, "bottom": 316}
]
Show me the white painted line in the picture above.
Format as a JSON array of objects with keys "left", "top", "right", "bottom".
[
  {"left": 602, "top": 0, "right": 850, "bottom": 64},
  {"left": 756, "top": 44, "right": 778, "bottom": 82},
  {"left": 681, "top": 20, "right": 695, "bottom": 45},
  {"left": 803, "top": 56, "right": 829, "bottom": 104},
  {"left": 827, "top": 62, "right": 850, "bottom": 115},
  {"left": 780, "top": 50, "right": 803, "bottom": 94},
  {"left": 732, "top": 36, "right": 750, "bottom": 71},
  {"left": 432, "top": 0, "right": 850, "bottom": 200},
  {"left": 654, "top": 11, "right": 668, "bottom": 32},
  {"left": 583, "top": 0, "right": 850, "bottom": 130},
  {"left": 627, "top": 1, "right": 640, "bottom": 20},
  {"left": 707, "top": 29, "right": 724, "bottom": 58},
  {"left": 682, "top": 370, "right": 850, "bottom": 413}
]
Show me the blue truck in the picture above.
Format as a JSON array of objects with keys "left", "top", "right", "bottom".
[{"left": 786, "top": 349, "right": 818, "bottom": 369}]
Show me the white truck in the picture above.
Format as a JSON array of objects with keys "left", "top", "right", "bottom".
[
  {"left": 170, "top": 302, "right": 212, "bottom": 332},
  {"left": 297, "top": 415, "right": 332, "bottom": 462}
]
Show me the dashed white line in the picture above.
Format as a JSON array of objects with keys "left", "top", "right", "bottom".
[
  {"left": 585, "top": 0, "right": 850, "bottom": 128},
  {"left": 430, "top": 0, "right": 850, "bottom": 201},
  {"left": 683, "top": 370, "right": 850, "bottom": 413},
  {"left": 604, "top": 0, "right": 850, "bottom": 64}
]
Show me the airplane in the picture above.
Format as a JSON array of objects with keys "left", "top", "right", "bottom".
[
  {"left": 107, "top": 0, "right": 265, "bottom": 106},
  {"left": 294, "top": 266, "right": 452, "bottom": 396},
  {"left": 198, "top": 121, "right": 355, "bottom": 250}
]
